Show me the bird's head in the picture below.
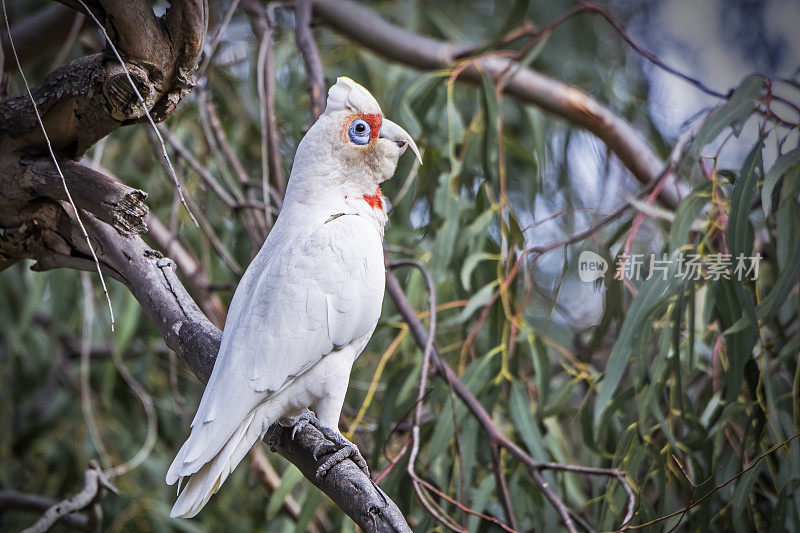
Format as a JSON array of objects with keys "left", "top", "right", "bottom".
[{"left": 288, "top": 77, "right": 421, "bottom": 199}]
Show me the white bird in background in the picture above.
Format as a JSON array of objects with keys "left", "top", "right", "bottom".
[{"left": 166, "top": 77, "right": 421, "bottom": 518}]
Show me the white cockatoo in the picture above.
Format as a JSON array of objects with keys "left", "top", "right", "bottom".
[{"left": 166, "top": 77, "right": 420, "bottom": 518}]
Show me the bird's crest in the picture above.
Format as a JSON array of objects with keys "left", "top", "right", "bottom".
[{"left": 324, "top": 77, "right": 382, "bottom": 116}]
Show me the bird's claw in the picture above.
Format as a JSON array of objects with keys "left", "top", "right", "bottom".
[
  {"left": 270, "top": 408, "right": 318, "bottom": 450},
  {"left": 313, "top": 432, "right": 370, "bottom": 482},
  {"left": 286, "top": 409, "right": 318, "bottom": 440},
  {"left": 268, "top": 409, "right": 370, "bottom": 481}
]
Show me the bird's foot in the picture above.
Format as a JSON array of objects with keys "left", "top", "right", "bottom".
[
  {"left": 313, "top": 431, "right": 370, "bottom": 483},
  {"left": 269, "top": 408, "right": 318, "bottom": 450},
  {"left": 280, "top": 408, "right": 318, "bottom": 440},
  {"left": 267, "top": 409, "right": 370, "bottom": 481}
]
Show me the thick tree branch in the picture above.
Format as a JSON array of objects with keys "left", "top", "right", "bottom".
[
  {"left": 23, "top": 160, "right": 148, "bottom": 236},
  {"left": 312, "top": 0, "right": 681, "bottom": 208},
  {"left": 0, "top": 0, "right": 207, "bottom": 158},
  {"left": 146, "top": 214, "right": 228, "bottom": 328}
]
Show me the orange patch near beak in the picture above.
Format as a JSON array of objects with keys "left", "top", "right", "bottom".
[
  {"left": 361, "top": 113, "right": 382, "bottom": 140},
  {"left": 341, "top": 113, "right": 383, "bottom": 142}
]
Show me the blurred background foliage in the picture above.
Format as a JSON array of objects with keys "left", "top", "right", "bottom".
[{"left": 1, "top": 0, "right": 799, "bottom": 531}]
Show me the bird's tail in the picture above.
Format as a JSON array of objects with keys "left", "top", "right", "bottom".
[{"left": 169, "top": 409, "right": 268, "bottom": 518}]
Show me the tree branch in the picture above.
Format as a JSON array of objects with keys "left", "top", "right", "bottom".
[
  {"left": 24, "top": 159, "right": 148, "bottom": 236},
  {"left": 0, "top": 491, "right": 89, "bottom": 531},
  {"left": 311, "top": 0, "right": 681, "bottom": 208},
  {"left": 243, "top": 0, "right": 285, "bottom": 197},
  {"left": 18, "top": 462, "right": 115, "bottom": 533},
  {"left": 295, "top": 0, "right": 326, "bottom": 121},
  {"left": 0, "top": 0, "right": 207, "bottom": 158}
]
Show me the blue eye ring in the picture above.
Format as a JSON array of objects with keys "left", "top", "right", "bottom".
[{"left": 348, "top": 119, "right": 371, "bottom": 145}]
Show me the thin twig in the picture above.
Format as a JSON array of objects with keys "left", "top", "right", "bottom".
[
  {"left": 158, "top": 125, "right": 238, "bottom": 208},
  {"left": 50, "top": 10, "right": 84, "bottom": 70},
  {"left": 145, "top": 131, "right": 244, "bottom": 275},
  {"left": 0, "top": 491, "right": 89, "bottom": 531},
  {"left": 490, "top": 442, "right": 519, "bottom": 531},
  {"left": 388, "top": 259, "right": 459, "bottom": 530},
  {"left": 197, "top": 85, "right": 266, "bottom": 243},
  {"left": 196, "top": 85, "right": 246, "bottom": 203},
  {"left": 104, "top": 345, "right": 157, "bottom": 478},
  {"left": 374, "top": 437, "right": 410, "bottom": 484},
  {"left": 244, "top": 0, "right": 285, "bottom": 207},
  {"left": 389, "top": 261, "right": 525, "bottom": 532},
  {"left": 79, "top": 273, "right": 112, "bottom": 470}
]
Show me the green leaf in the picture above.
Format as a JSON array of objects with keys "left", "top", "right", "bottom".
[
  {"left": 460, "top": 252, "right": 498, "bottom": 290},
  {"left": 757, "top": 166, "right": 800, "bottom": 320},
  {"left": 727, "top": 140, "right": 763, "bottom": 259},
  {"left": 668, "top": 181, "right": 713, "bottom": 251},
  {"left": 528, "top": 333, "right": 551, "bottom": 408},
  {"left": 266, "top": 466, "right": 303, "bottom": 519},
  {"left": 294, "top": 487, "right": 323, "bottom": 533},
  {"left": 762, "top": 147, "right": 800, "bottom": 216},
  {"left": 733, "top": 460, "right": 765, "bottom": 517},
  {"left": 450, "top": 281, "right": 497, "bottom": 324},
  {"left": 510, "top": 381, "right": 547, "bottom": 460},
  {"left": 432, "top": 172, "right": 462, "bottom": 276},
  {"left": 113, "top": 291, "right": 142, "bottom": 354},
  {"left": 465, "top": 476, "right": 496, "bottom": 532},
  {"left": 479, "top": 70, "right": 499, "bottom": 185},
  {"left": 594, "top": 257, "right": 678, "bottom": 427},
  {"left": 692, "top": 75, "right": 764, "bottom": 156},
  {"left": 713, "top": 279, "right": 757, "bottom": 403}
]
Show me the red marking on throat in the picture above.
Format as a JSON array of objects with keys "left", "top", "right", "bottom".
[{"left": 362, "top": 187, "right": 384, "bottom": 209}]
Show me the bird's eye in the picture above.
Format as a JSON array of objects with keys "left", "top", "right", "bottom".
[{"left": 348, "top": 119, "right": 371, "bottom": 145}]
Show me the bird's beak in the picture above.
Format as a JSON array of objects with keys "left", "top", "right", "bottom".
[{"left": 379, "top": 119, "right": 422, "bottom": 164}]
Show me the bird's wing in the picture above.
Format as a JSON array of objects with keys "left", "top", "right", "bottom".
[{"left": 183, "top": 214, "right": 384, "bottom": 460}]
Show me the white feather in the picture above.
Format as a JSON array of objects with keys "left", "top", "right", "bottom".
[{"left": 324, "top": 76, "right": 381, "bottom": 116}]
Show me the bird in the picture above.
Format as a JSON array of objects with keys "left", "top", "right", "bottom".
[{"left": 166, "top": 77, "right": 421, "bottom": 518}]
